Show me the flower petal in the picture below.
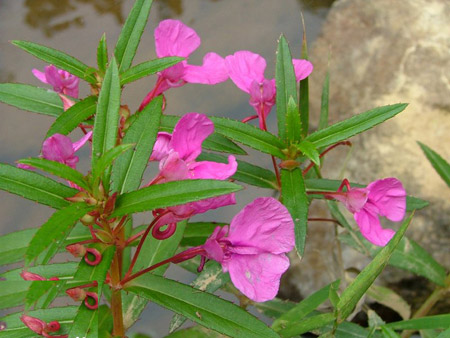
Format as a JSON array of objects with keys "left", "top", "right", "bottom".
[
  {"left": 190, "top": 193, "right": 236, "bottom": 215},
  {"left": 225, "top": 51, "right": 267, "bottom": 93},
  {"left": 155, "top": 19, "right": 200, "bottom": 58},
  {"left": 158, "top": 151, "right": 189, "bottom": 182},
  {"left": 183, "top": 52, "right": 229, "bottom": 84},
  {"left": 292, "top": 59, "right": 313, "bottom": 82},
  {"left": 225, "top": 253, "right": 290, "bottom": 302},
  {"left": 170, "top": 113, "right": 214, "bottom": 162},
  {"left": 32, "top": 69, "right": 48, "bottom": 84},
  {"left": 367, "top": 178, "right": 406, "bottom": 222},
  {"left": 72, "top": 131, "right": 92, "bottom": 152},
  {"left": 188, "top": 155, "right": 237, "bottom": 180},
  {"left": 150, "top": 132, "right": 172, "bottom": 161},
  {"left": 42, "top": 134, "right": 75, "bottom": 164},
  {"left": 227, "top": 197, "right": 295, "bottom": 255},
  {"left": 354, "top": 203, "right": 395, "bottom": 246}
]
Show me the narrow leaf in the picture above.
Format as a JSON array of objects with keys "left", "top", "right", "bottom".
[
  {"left": 46, "top": 95, "right": 97, "bottom": 137},
  {"left": 366, "top": 284, "right": 411, "bottom": 320},
  {"left": 125, "top": 274, "right": 279, "bottom": 338},
  {"left": 304, "top": 104, "right": 408, "bottom": 149},
  {"left": 25, "top": 203, "right": 94, "bottom": 264},
  {"left": 281, "top": 168, "right": 309, "bottom": 256},
  {"left": 180, "top": 222, "right": 226, "bottom": 247},
  {"left": 384, "top": 314, "right": 450, "bottom": 331},
  {"left": 418, "top": 142, "right": 450, "bottom": 187},
  {"left": 286, "top": 96, "right": 302, "bottom": 144},
  {"left": 17, "top": 158, "right": 90, "bottom": 191},
  {"left": 0, "top": 83, "right": 63, "bottom": 117},
  {"left": 272, "top": 280, "right": 339, "bottom": 331},
  {"left": 319, "top": 71, "right": 330, "bottom": 130},
  {"left": 112, "top": 96, "right": 163, "bottom": 194},
  {"left": 253, "top": 298, "right": 296, "bottom": 319},
  {"left": 92, "top": 143, "right": 134, "bottom": 184},
  {"left": 112, "top": 180, "right": 242, "bottom": 217},
  {"left": 299, "top": 21, "right": 309, "bottom": 138},
  {"left": 0, "top": 281, "right": 30, "bottom": 310},
  {"left": 197, "top": 153, "right": 278, "bottom": 189},
  {"left": 12, "top": 40, "right": 96, "bottom": 84},
  {"left": 210, "top": 117, "right": 286, "bottom": 158},
  {"left": 0, "top": 163, "right": 76, "bottom": 209},
  {"left": 69, "top": 303, "right": 98, "bottom": 338},
  {"left": 97, "top": 34, "right": 108, "bottom": 73},
  {"left": 337, "top": 213, "right": 414, "bottom": 322},
  {"left": 114, "top": 0, "right": 153, "bottom": 72},
  {"left": 297, "top": 140, "right": 320, "bottom": 165},
  {"left": 92, "top": 57, "right": 120, "bottom": 179},
  {"left": 1, "top": 262, "right": 77, "bottom": 281},
  {"left": 276, "top": 35, "right": 298, "bottom": 142},
  {"left": 278, "top": 313, "right": 335, "bottom": 338},
  {"left": 120, "top": 57, "right": 184, "bottom": 85}
]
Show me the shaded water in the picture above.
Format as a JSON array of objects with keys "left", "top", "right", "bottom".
[{"left": 0, "top": 0, "right": 332, "bottom": 336}]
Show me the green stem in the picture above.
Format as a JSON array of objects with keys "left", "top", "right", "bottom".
[{"left": 110, "top": 250, "right": 125, "bottom": 337}]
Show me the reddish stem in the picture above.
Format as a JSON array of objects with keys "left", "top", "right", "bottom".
[
  {"left": 241, "top": 114, "right": 258, "bottom": 123},
  {"left": 124, "top": 230, "right": 145, "bottom": 246},
  {"left": 308, "top": 217, "right": 341, "bottom": 225},
  {"left": 138, "top": 76, "right": 164, "bottom": 111},
  {"left": 302, "top": 141, "right": 352, "bottom": 175}
]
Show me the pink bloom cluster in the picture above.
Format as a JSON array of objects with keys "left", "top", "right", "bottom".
[
  {"left": 201, "top": 197, "right": 295, "bottom": 302},
  {"left": 150, "top": 113, "right": 237, "bottom": 227},
  {"left": 226, "top": 51, "right": 313, "bottom": 129},
  {"left": 33, "top": 65, "right": 79, "bottom": 98},
  {"left": 329, "top": 178, "right": 406, "bottom": 246},
  {"left": 139, "top": 19, "right": 229, "bottom": 110},
  {"left": 20, "top": 315, "right": 66, "bottom": 338}
]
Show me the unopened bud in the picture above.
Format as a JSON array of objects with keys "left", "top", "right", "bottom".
[
  {"left": 119, "top": 105, "right": 130, "bottom": 120},
  {"left": 45, "top": 321, "right": 61, "bottom": 332},
  {"left": 21, "top": 271, "right": 46, "bottom": 281},
  {"left": 103, "top": 192, "right": 118, "bottom": 215},
  {"left": 66, "top": 243, "right": 87, "bottom": 257},
  {"left": 80, "top": 213, "right": 96, "bottom": 225},
  {"left": 20, "top": 315, "right": 45, "bottom": 334},
  {"left": 279, "top": 160, "right": 300, "bottom": 170},
  {"left": 95, "top": 229, "right": 113, "bottom": 244},
  {"left": 65, "top": 191, "right": 89, "bottom": 203},
  {"left": 66, "top": 287, "right": 87, "bottom": 301}
]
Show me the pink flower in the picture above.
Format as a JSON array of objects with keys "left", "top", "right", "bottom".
[
  {"left": 150, "top": 113, "right": 237, "bottom": 226},
  {"left": 329, "top": 178, "right": 406, "bottom": 246},
  {"left": 202, "top": 197, "right": 295, "bottom": 302},
  {"left": 139, "top": 19, "right": 228, "bottom": 110},
  {"left": 32, "top": 65, "right": 80, "bottom": 98},
  {"left": 42, "top": 132, "right": 92, "bottom": 169},
  {"left": 20, "top": 315, "right": 66, "bottom": 338},
  {"left": 225, "top": 51, "right": 313, "bottom": 129}
]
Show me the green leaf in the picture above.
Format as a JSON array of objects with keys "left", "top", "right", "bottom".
[
  {"left": 17, "top": 158, "right": 90, "bottom": 191},
  {"left": 278, "top": 313, "right": 335, "bottom": 338},
  {"left": 384, "top": 314, "right": 450, "bottom": 331},
  {"left": 69, "top": 303, "right": 98, "bottom": 338},
  {"left": 12, "top": 40, "right": 96, "bottom": 84},
  {"left": 25, "top": 203, "right": 94, "bottom": 264},
  {"left": 197, "top": 153, "right": 278, "bottom": 189},
  {"left": 313, "top": 321, "right": 372, "bottom": 338},
  {"left": 319, "top": 71, "right": 330, "bottom": 130},
  {"left": 160, "top": 115, "right": 247, "bottom": 155},
  {"left": 166, "top": 325, "right": 226, "bottom": 338},
  {"left": 112, "top": 180, "right": 242, "bottom": 217},
  {"left": 97, "top": 34, "right": 108, "bottom": 73},
  {"left": 122, "top": 221, "right": 186, "bottom": 330},
  {"left": 1, "top": 262, "right": 77, "bottom": 281},
  {"left": 0, "top": 83, "right": 63, "bottom": 117},
  {"left": 304, "top": 103, "right": 408, "bottom": 149},
  {"left": 0, "top": 281, "right": 29, "bottom": 310},
  {"left": 125, "top": 274, "right": 279, "bottom": 338},
  {"left": 299, "top": 25, "right": 309, "bottom": 138},
  {"left": 253, "top": 298, "right": 296, "bottom": 319},
  {"left": 92, "top": 144, "right": 134, "bottom": 185},
  {"left": 98, "top": 305, "right": 113, "bottom": 333},
  {"left": 120, "top": 57, "right": 184, "bottom": 85},
  {"left": 381, "top": 326, "right": 401, "bottom": 338},
  {"left": 114, "top": 0, "right": 153, "bottom": 72},
  {"left": 46, "top": 95, "right": 97, "bottom": 137},
  {"left": 170, "top": 261, "right": 231, "bottom": 333},
  {"left": 0, "top": 163, "right": 77, "bottom": 209},
  {"left": 281, "top": 168, "right": 309, "bottom": 257},
  {"left": 112, "top": 96, "right": 163, "bottom": 194},
  {"left": 92, "top": 57, "right": 120, "bottom": 188},
  {"left": 286, "top": 96, "right": 302, "bottom": 144},
  {"left": 297, "top": 140, "right": 320, "bottom": 165},
  {"left": 210, "top": 117, "right": 286, "bottom": 158},
  {"left": 0, "top": 306, "right": 77, "bottom": 338},
  {"left": 418, "top": 142, "right": 450, "bottom": 187},
  {"left": 276, "top": 35, "right": 298, "bottom": 142},
  {"left": 272, "top": 280, "right": 340, "bottom": 331},
  {"left": 437, "top": 328, "right": 450, "bottom": 338},
  {"left": 24, "top": 280, "right": 61, "bottom": 310},
  {"left": 336, "top": 213, "right": 414, "bottom": 322},
  {"left": 180, "top": 222, "right": 225, "bottom": 247}
]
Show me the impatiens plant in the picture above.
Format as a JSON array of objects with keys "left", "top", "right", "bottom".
[{"left": 0, "top": 1, "right": 448, "bottom": 338}]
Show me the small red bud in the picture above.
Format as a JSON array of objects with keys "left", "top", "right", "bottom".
[
  {"left": 84, "top": 248, "right": 102, "bottom": 266},
  {"left": 103, "top": 192, "right": 118, "bottom": 215},
  {"left": 20, "top": 271, "right": 46, "bottom": 281},
  {"left": 66, "top": 243, "right": 86, "bottom": 257},
  {"left": 66, "top": 287, "right": 87, "bottom": 302},
  {"left": 45, "top": 321, "right": 61, "bottom": 332},
  {"left": 279, "top": 160, "right": 300, "bottom": 170},
  {"left": 20, "top": 315, "right": 46, "bottom": 334},
  {"left": 48, "top": 277, "right": 60, "bottom": 281}
]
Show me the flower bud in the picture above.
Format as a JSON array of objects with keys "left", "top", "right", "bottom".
[
  {"left": 279, "top": 159, "right": 300, "bottom": 170},
  {"left": 20, "top": 315, "right": 45, "bottom": 334},
  {"left": 66, "top": 287, "right": 87, "bottom": 302},
  {"left": 103, "top": 192, "right": 118, "bottom": 215},
  {"left": 80, "top": 213, "right": 96, "bottom": 226},
  {"left": 45, "top": 321, "right": 61, "bottom": 332},
  {"left": 66, "top": 243, "right": 86, "bottom": 257},
  {"left": 20, "top": 271, "right": 46, "bottom": 281}
]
